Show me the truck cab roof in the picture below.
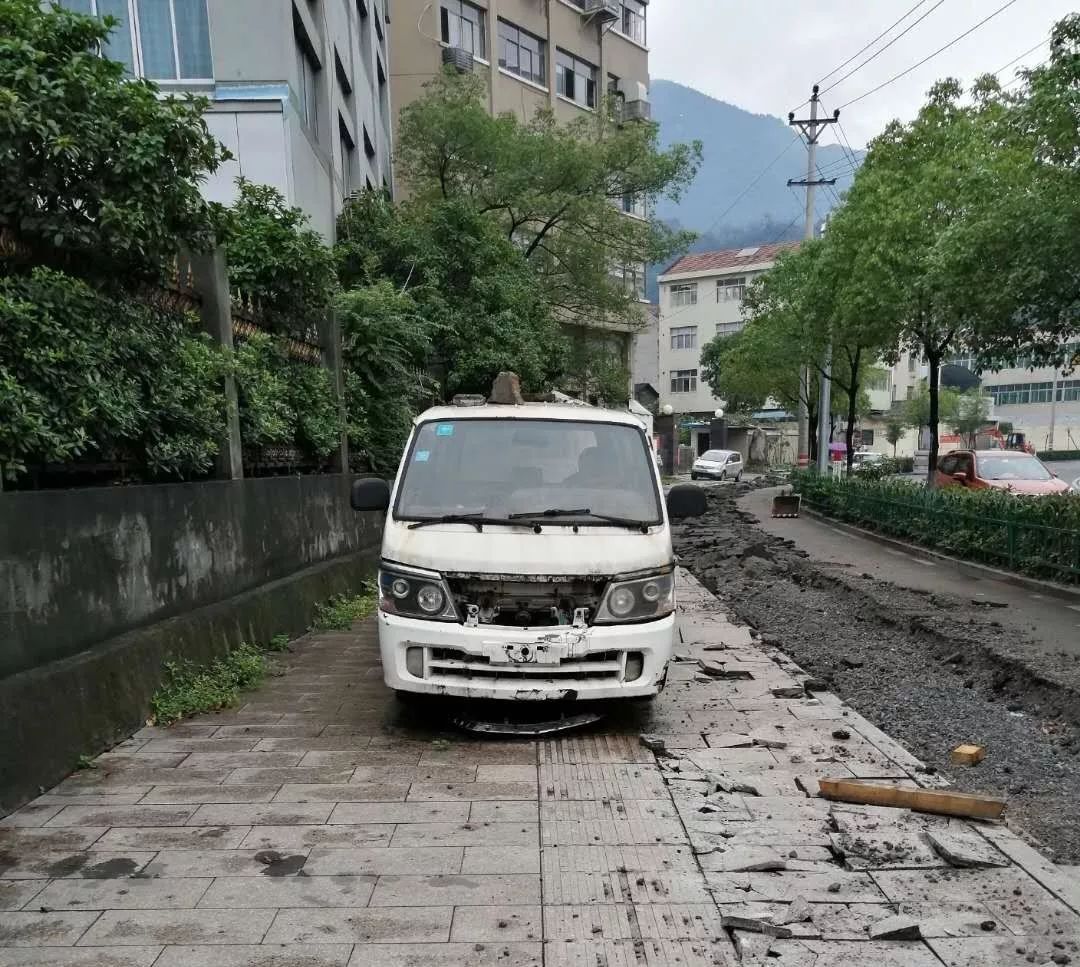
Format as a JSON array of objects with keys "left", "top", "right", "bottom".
[{"left": 415, "top": 402, "right": 646, "bottom": 428}]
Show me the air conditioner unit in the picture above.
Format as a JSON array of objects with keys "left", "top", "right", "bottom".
[
  {"left": 583, "top": 0, "right": 619, "bottom": 22},
  {"left": 441, "top": 46, "right": 473, "bottom": 73},
  {"left": 623, "top": 99, "right": 651, "bottom": 122}
]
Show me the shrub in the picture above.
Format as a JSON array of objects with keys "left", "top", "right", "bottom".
[
  {"left": 150, "top": 643, "right": 268, "bottom": 725},
  {"left": 0, "top": 268, "right": 227, "bottom": 482},
  {"left": 311, "top": 589, "right": 377, "bottom": 631},
  {"left": 792, "top": 470, "right": 1080, "bottom": 584}
]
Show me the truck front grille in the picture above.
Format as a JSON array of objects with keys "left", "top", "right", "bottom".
[{"left": 427, "top": 647, "right": 622, "bottom": 681}]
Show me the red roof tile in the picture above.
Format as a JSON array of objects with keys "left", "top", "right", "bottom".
[{"left": 661, "top": 241, "right": 800, "bottom": 277}]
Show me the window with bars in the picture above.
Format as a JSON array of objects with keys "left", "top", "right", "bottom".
[
  {"left": 60, "top": 0, "right": 212, "bottom": 79},
  {"left": 669, "top": 282, "right": 697, "bottom": 307},
  {"left": 670, "top": 326, "right": 696, "bottom": 350},
  {"left": 716, "top": 276, "right": 747, "bottom": 302},
  {"left": 498, "top": 19, "right": 546, "bottom": 86},
  {"left": 670, "top": 370, "right": 697, "bottom": 393},
  {"left": 556, "top": 49, "right": 597, "bottom": 109},
  {"left": 441, "top": 0, "right": 486, "bottom": 59}
]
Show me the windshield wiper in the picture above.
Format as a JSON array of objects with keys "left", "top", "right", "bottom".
[
  {"left": 508, "top": 508, "right": 653, "bottom": 532},
  {"left": 407, "top": 514, "right": 538, "bottom": 532}
]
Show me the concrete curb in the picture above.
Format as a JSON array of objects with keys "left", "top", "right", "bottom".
[{"left": 798, "top": 505, "right": 1080, "bottom": 605}]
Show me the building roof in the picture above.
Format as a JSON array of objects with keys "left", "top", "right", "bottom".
[{"left": 661, "top": 242, "right": 800, "bottom": 278}]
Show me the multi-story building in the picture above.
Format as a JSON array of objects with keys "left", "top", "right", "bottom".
[
  {"left": 60, "top": 0, "right": 395, "bottom": 239},
  {"left": 656, "top": 243, "right": 799, "bottom": 418},
  {"left": 391, "top": 0, "right": 653, "bottom": 388}
]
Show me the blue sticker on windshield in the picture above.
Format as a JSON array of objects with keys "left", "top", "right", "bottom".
[
  {"left": 435, "top": 424, "right": 454, "bottom": 437},
  {"left": 415, "top": 450, "right": 430, "bottom": 462}
]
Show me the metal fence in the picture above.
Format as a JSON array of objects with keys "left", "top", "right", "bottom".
[{"left": 795, "top": 476, "right": 1080, "bottom": 586}]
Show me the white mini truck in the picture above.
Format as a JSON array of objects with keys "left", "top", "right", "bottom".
[{"left": 350, "top": 398, "right": 707, "bottom": 702}]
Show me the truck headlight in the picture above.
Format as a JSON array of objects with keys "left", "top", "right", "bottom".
[
  {"left": 594, "top": 572, "right": 675, "bottom": 624},
  {"left": 378, "top": 564, "right": 458, "bottom": 622}
]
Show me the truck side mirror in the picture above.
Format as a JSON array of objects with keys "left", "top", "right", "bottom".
[
  {"left": 952, "top": 472, "right": 968, "bottom": 485},
  {"left": 667, "top": 483, "right": 707, "bottom": 519},
  {"left": 351, "top": 477, "right": 391, "bottom": 512}
]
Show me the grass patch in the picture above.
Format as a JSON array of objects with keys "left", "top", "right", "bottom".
[
  {"left": 267, "top": 633, "right": 291, "bottom": 652},
  {"left": 150, "top": 642, "right": 268, "bottom": 726},
  {"left": 310, "top": 587, "right": 377, "bottom": 631}
]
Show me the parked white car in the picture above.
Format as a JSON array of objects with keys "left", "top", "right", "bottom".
[{"left": 691, "top": 449, "right": 744, "bottom": 482}]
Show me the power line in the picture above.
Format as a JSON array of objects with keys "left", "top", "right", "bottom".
[
  {"left": 817, "top": 0, "right": 936, "bottom": 87},
  {"left": 819, "top": 0, "right": 948, "bottom": 97},
  {"left": 837, "top": 0, "right": 1025, "bottom": 110},
  {"left": 992, "top": 37, "right": 1048, "bottom": 79},
  {"left": 1003, "top": 54, "right": 1049, "bottom": 88}
]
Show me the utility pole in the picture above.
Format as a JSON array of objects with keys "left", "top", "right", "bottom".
[{"left": 788, "top": 86, "right": 838, "bottom": 470}]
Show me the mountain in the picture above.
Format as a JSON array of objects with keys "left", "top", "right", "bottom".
[{"left": 647, "top": 80, "right": 863, "bottom": 298}]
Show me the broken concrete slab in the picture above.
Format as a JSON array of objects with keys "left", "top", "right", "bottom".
[
  {"left": 925, "top": 828, "right": 1011, "bottom": 869},
  {"left": 868, "top": 913, "right": 922, "bottom": 940},
  {"left": 698, "top": 846, "right": 788, "bottom": 873},
  {"left": 782, "top": 896, "right": 813, "bottom": 925}
]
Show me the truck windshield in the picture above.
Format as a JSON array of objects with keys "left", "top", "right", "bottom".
[
  {"left": 976, "top": 454, "right": 1051, "bottom": 481},
  {"left": 395, "top": 418, "right": 663, "bottom": 525}
]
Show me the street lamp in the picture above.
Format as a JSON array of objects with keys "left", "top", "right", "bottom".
[
  {"left": 661, "top": 404, "right": 674, "bottom": 416},
  {"left": 714, "top": 408, "right": 725, "bottom": 419}
]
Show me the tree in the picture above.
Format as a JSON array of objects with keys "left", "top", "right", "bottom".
[
  {"left": 395, "top": 71, "right": 701, "bottom": 333},
  {"left": 0, "top": 0, "right": 228, "bottom": 281},
  {"left": 885, "top": 416, "right": 908, "bottom": 456},
  {"left": 949, "top": 389, "right": 991, "bottom": 448}
]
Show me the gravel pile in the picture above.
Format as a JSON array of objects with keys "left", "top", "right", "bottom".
[{"left": 673, "top": 487, "right": 1080, "bottom": 861}]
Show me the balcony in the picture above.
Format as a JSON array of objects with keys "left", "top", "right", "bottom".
[{"left": 582, "top": 0, "right": 620, "bottom": 22}]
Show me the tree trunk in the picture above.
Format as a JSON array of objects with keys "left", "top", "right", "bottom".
[
  {"left": 844, "top": 348, "right": 862, "bottom": 472},
  {"left": 927, "top": 352, "right": 941, "bottom": 486},
  {"left": 808, "top": 402, "right": 818, "bottom": 465}
]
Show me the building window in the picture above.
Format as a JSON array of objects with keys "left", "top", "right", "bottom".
[
  {"left": 866, "top": 370, "right": 889, "bottom": 391},
  {"left": 716, "top": 321, "right": 743, "bottom": 337},
  {"left": 906, "top": 385, "right": 914, "bottom": 400},
  {"left": 498, "top": 20, "right": 545, "bottom": 86},
  {"left": 60, "top": 0, "right": 212, "bottom": 79},
  {"left": 908, "top": 355, "right": 916, "bottom": 373},
  {"left": 295, "top": 19, "right": 320, "bottom": 135},
  {"left": 363, "top": 125, "right": 376, "bottom": 159},
  {"left": 671, "top": 370, "right": 698, "bottom": 394},
  {"left": 339, "top": 118, "right": 355, "bottom": 197},
  {"left": 669, "top": 282, "right": 697, "bottom": 307},
  {"left": 373, "top": 1, "right": 384, "bottom": 42},
  {"left": 986, "top": 382, "right": 1055, "bottom": 406},
  {"left": 618, "top": 0, "right": 646, "bottom": 45},
  {"left": 1059, "top": 379, "right": 1080, "bottom": 403},
  {"left": 717, "top": 276, "right": 747, "bottom": 302},
  {"left": 441, "top": 0, "right": 486, "bottom": 59},
  {"left": 556, "top": 49, "right": 597, "bottom": 109},
  {"left": 670, "top": 326, "right": 697, "bottom": 350}
]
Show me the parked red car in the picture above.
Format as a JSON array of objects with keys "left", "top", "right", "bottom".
[{"left": 934, "top": 450, "right": 1072, "bottom": 496}]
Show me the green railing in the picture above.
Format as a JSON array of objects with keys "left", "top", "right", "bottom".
[{"left": 792, "top": 472, "right": 1080, "bottom": 586}]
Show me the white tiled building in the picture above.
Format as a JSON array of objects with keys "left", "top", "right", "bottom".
[{"left": 655, "top": 243, "right": 799, "bottom": 417}]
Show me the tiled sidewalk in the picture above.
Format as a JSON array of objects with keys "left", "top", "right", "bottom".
[{"left": 1, "top": 572, "right": 1078, "bottom": 966}]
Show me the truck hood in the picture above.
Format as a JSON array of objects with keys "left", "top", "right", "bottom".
[{"left": 381, "top": 520, "right": 674, "bottom": 577}]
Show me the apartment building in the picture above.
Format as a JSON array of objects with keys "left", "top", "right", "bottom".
[
  {"left": 656, "top": 243, "right": 799, "bottom": 417},
  {"left": 60, "top": 0, "right": 395, "bottom": 239}
]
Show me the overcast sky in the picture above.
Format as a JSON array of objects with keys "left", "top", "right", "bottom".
[{"left": 648, "top": 0, "right": 1075, "bottom": 147}]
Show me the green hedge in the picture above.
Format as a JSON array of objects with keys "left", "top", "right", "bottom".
[
  {"left": 792, "top": 471, "right": 1080, "bottom": 585},
  {"left": 1041, "top": 450, "right": 1080, "bottom": 462}
]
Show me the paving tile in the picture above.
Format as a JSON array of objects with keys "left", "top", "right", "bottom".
[
  {"left": 706, "top": 870, "right": 886, "bottom": 903},
  {"left": 540, "top": 818, "right": 689, "bottom": 846},
  {"left": 186, "top": 803, "right": 333, "bottom": 826},
  {"left": 141, "top": 849, "right": 313, "bottom": 877},
  {"left": 154, "top": 945, "right": 352, "bottom": 967},
  {"left": 212, "top": 724, "right": 329, "bottom": 738},
  {"left": 543, "top": 903, "right": 725, "bottom": 940},
  {"left": 540, "top": 765, "right": 668, "bottom": 801},
  {"left": 139, "top": 738, "right": 260, "bottom": 754},
  {"left": 0, "top": 910, "right": 99, "bottom": 945},
  {"left": 94, "top": 753, "right": 188, "bottom": 771},
  {"left": 33, "top": 789, "right": 154, "bottom": 806},
  {"left": 301, "top": 751, "right": 420, "bottom": 769},
  {"left": 369, "top": 873, "right": 540, "bottom": 907},
  {"left": 475, "top": 766, "right": 538, "bottom": 782},
  {"left": 419, "top": 743, "right": 538, "bottom": 765},
  {"left": 138, "top": 785, "right": 280, "bottom": 804},
  {"left": 345, "top": 943, "right": 542, "bottom": 966},
  {"left": 540, "top": 800, "right": 679, "bottom": 822},
  {"left": 0, "top": 828, "right": 108, "bottom": 851},
  {"left": 543, "top": 938, "right": 737, "bottom": 966},
  {"left": 542, "top": 871, "right": 713, "bottom": 905},
  {"left": 272, "top": 783, "right": 410, "bottom": 803},
  {"left": 78, "top": 908, "right": 275, "bottom": 945},
  {"left": 177, "top": 752, "right": 304, "bottom": 770},
  {"left": 197, "top": 875, "right": 376, "bottom": 908},
  {"left": 541, "top": 845, "right": 697, "bottom": 874},
  {"left": 350, "top": 764, "right": 478, "bottom": 783},
  {"left": 1, "top": 804, "right": 64, "bottom": 827},
  {"left": 134, "top": 725, "right": 226, "bottom": 740},
  {"left": 895, "top": 900, "right": 1007, "bottom": 938},
  {"left": 469, "top": 802, "right": 538, "bottom": 823},
  {"left": 329, "top": 802, "right": 469, "bottom": 825},
  {"left": 462, "top": 847, "right": 541, "bottom": 875},
  {"left": 240, "top": 824, "right": 393, "bottom": 850},
  {"left": 304, "top": 846, "right": 462, "bottom": 875},
  {"left": 540, "top": 736, "right": 654, "bottom": 764},
  {"left": 767, "top": 939, "right": 942, "bottom": 965},
  {"left": 58, "top": 771, "right": 233, "bottom": 790},
  {"left": 0, "top": 949, "right": 162, "bottom": 966},
  {"left": 32, "top": 878, "right": 213, "bottom": 910},
  {"left": 0, "top": 851, "right": 157, "bottom": 880},
  {"left": 450, "top": 904, "right": 541, "bottom": 941},
  {"left": 0, "top": 879, "right": 45, "bottom": 910},
  {"left": 264, "top": 906, "right": 452, "bottom": 943},
  {"left": 92, "top": 826, "right": 251, "bottom": 851},
  {"left": 408, "top": 782, "right": 537, "bottom": 802},
  {"left": 44, "top": 806, "right": 196, "bottom": 828},
  {"left": 223, "top": 768, "right": 355, "bottom": 785},
  {"left": 390, "top": 822, "right": 538, "bottom": 848},
  {"left": 927, "top": 935, "right": 1080, "bottom": 967}
]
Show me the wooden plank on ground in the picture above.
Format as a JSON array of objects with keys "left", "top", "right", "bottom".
[
  {"left": 951, "top": 744, "right": 986, "bottom": 766},
  {"left": 817, "top": 778, "right": 1005, "bottom": 820}
]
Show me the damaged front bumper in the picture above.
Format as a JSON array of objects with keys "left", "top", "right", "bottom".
[{"left": 378, "top": 610, "right": 676, "bottom": 701}]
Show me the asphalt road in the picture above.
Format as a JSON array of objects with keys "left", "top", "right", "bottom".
[
  {"left": 1046, "top": 458, "right": 1080, "bottom": 491},
  {"left": 741, "top": 485, "right": 1080, "bottom": 658}
]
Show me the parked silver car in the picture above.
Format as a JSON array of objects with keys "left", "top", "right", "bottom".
[{"left": 691, "top": 449, "right": 744, "bottom": 481}]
